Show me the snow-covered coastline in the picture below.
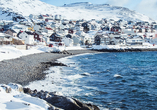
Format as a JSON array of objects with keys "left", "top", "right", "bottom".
[
  {"left": 0, "top": 45, "right": 86, "bottom": 62},
  {"left": 0, "top": 0, "right": 157, "bottom": 109},
  {"left": 1, "top": 45, "right": 157, "bottom": 109},
  {"left": 0, "top": 46, "right": 100, "bottom": 110},
  {"left": 0, "top": 83, "right": 100, "bottom": 110},
  {"left": 92, "top": 44, "right": 157, "bottom": 52},
  {"left": 0, "top": 83, "right": 50, "bottom": 110},
  {"left": 1, "top": 44, "right": 157, "bottom": 62}
]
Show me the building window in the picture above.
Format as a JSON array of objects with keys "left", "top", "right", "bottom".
[{"left": 26, "top": 36, "right": 27, "bottom": 38}]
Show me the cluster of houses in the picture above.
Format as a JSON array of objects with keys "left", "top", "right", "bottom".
[{"left": 1, "top": 14, "right": 157, "bottom": 48}]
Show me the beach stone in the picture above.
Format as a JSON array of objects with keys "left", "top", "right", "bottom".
[
  {"left": 23, "top": 88, "right": 100, "bottom": 110},
  {"left": 23, "top": 88, "right": 32, "bottom": 94},
  {"left": 49, "top": 91, "right": 63, "bottom": 96},
  {"left": 8, "top": 83, "right": 23, "bottom": 92},
  {"left": 46, "top": 96, "right": 100, "bottom": 110},
  {"left": 45, "top": 96, "right": 81, "bottom": 110},
  {"left": 73, "top": 98, "right": 100, "bottom": 110},
  {"left": 33, "top": 89, "right": 37, "bottom": 93},
  {"left": 0, "top": 84, "right": 12, "bottom": 93}
]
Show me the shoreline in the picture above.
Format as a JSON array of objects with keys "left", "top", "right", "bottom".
[
  {"left": 1, "top": 47, "right": 157, "bottom": 86},
  {"left": 0, "top": 49, "right": 99, "bottom": 86},
  {"left": 92, "top": 47, "right": 157, "bottom": 52},
  {"left": 1, "top": 48, "right": 157, "bottom": 110}
]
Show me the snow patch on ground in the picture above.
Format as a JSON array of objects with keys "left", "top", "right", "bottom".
[
  {"left": 0, "top": 45, "right": 85, "bottom": 62},
  {"left": 92, "top": 44, "right": 157, "bottom": 50},
  {"left": 0, "top": 84, "right": 49, "bottom": 110}
]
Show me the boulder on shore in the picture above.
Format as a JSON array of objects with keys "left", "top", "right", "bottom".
[{"left": 23, "top": 87, "right": 100, "bottom": 110}]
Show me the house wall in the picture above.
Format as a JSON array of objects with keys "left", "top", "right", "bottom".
[
  {"left": 5, "top": 30, "right": 12, "bottom": 36},
  {"left": 5, "top": 30, "right": 17, "bottom": 37},
  {"left": 62, "top": 37, "right": 73, "bottom": 47},
  {"left": 151, "top": 38, "right": 157, "bottom": 45},
  {"left": 34, "top": 25, "right": 41, "bottom": 32},
  {"left": 34, "top": 34, "right": 43, "bottom": 42},
  {"left": 126, "top": 38, "right": 143, "bottom": 45},
  {"left": 19, "top": 32, "right": 34, "bottom": 45},
  {"left": 73, "top": 37, "right": 81, "bottom": 46},
  {"left": 47, "top": 30, "right": 53, "bottom": 34},
  {"left": 13, "top": 33, "right": 17, "bottom": 37},
  {"left": 123, "top": 29, "right": 134, "bottom": 34},
  {"left": 14, "top": 45, "right": 27, "bottom": 50},
  {"left": 43, "top": 36, "right": 50, "bottom": 45}
]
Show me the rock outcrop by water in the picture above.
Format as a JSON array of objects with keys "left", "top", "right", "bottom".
[
  {"left": 23, "top": 87, "right": 100, "bottom": 110},
  {"left": 0, "top": 50, "right": 99, "bottom": 110},
  {"left": 0, "top": 83, "right": 100, "bottom": 110}
]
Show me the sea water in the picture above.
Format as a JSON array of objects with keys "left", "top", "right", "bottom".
[{"left": 26, "top": 51, "right": 157, "bottom": 109}]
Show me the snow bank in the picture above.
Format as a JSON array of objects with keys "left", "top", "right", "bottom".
[
  {"left": 92, "top": 44, "right": 157, "bottom": 50},
  {"left": 0, "top": 45, "right": 67, "bottom": 62},
  {"left": 0, "top": 83, "right": 49, "bottom": 110}
]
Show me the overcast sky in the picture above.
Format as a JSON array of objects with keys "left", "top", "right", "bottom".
[{"left": 40, "top": 0, "right": 157, "bottom": 20}]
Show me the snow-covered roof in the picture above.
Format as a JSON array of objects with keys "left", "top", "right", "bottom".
[{"left": 0, "top": 33, "right": 12, "bottom": 37}]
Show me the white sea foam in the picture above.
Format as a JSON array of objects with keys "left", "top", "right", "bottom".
[
  {"left": 57, "top": 53, "right": 99, "bottom": 65},
  {"left": 25, "top": 65, "right": 85, "bottom": 97},
  {"left": 81, "top": 72, "right": 91, "bottom": 76},
  {"left": 25, "top": 53, "right": 101, "bottom": 103},
  {"left": 114, "top": 74, "right": 122, "bottom": 78}
]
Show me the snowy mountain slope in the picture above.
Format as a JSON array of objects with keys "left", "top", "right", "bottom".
[
  {"left": 0, "top": 0, "right": 155, "bottom": 22},
  {"left": 62, "top": 2, "right": 154, "bottom": 22},
  {"left": 0, "top": 0, "right": 56, "bottom": 16}
]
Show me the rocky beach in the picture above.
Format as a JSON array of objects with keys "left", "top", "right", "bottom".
[
  {"left": 1, "top": 48, "right": 157, "bottom": 110},
  {"left": 1, "top": 47, "right": 157, "bottom": 86},
  {"left": 0, "top": 49, "right": 100, "bottom": 110},
  {"left": 0, "top": 49, "right": 98, "bottom": 86}
]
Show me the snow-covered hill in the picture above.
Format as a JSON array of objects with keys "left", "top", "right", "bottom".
[
  {"left": 0, "top": 0, "right": 155, "bottom": 22},
  {"left": 62, "top": 2, "right": 154, "bottom": 22}
]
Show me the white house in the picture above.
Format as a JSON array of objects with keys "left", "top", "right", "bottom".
[
  {"left": 0, "top": 33, "right": 13, "bottom": 45},
  {"left": 62, "top": 37, "right": 73, "bottom": 47},
  {"left": 150, "top": 31, "right": 157, "bottom": 45},
  {"left": 110, "top": 37, "right": 126, "bottom": 45},
  {"left": 55, "top": 15, "right": 62, "bottom": 21},
  {"left": 89, "top": 20, "right": 100, "bottom": 31},
  {"left": 81, "top": 31, "right": 97, "bottom": 45},
  {"left": 43, "top": 36, "right": 50, "bottom": 45},
  {"left": 19, "top": 31, "right": 34, "bottom": 45},
  {"left": 73, "top": 35, "right": 81, "bottom": 46},
  {"left": 109, "top": 33, "right": 121, "bottom": 39},
  {"left": 153, "top": 24, "right": 157, "bottom": 30},
  {"left": 41, "top": 32, "right": 50, "bottom": 45},
  {"left": 126, "top": 35, "right": 144, "bottom": 46},
  {"left": 43, "top": 27, "right": 54, "bottom": 34},
  {"left": 122, "top": 28, "right": 136, "bottom": 35},
  {"left": 33, "top": 24, "right": 43, "bottom": 32}
]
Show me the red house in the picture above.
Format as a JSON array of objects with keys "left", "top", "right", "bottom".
[
  {"left": 68, "top": 29, "right": 74, "bottom": 34},
  {"left": 50, "top": 33, "right": 62, "bottom": 42},
  {"left": 45, "top": 18, "right": 53, "bottom": 22},
  {"left": 111, "top": 26, "right": 121, "bottom": 33},
  {"left": 33, "top": 31, "right": 44, "bottom": 42},
  {"left": 42, "top": 15, "right": 48, "bottom": 17}
]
